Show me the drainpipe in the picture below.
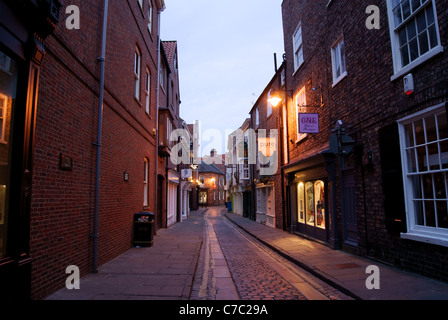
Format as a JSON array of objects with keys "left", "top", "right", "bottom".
[{"left": 92, "top": 0, "right": 109, "bottom": 273}]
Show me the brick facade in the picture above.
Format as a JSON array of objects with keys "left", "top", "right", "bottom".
[
  {"left": 281, "top": 0, "right": 448, "bottom": 281},
  {"left": 28, "top": 0, "right": 165, "bottom": 298}
]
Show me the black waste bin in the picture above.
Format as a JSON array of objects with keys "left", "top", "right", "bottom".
[{"left": 133, "top": 212, "right": 155, "bottom": 247}]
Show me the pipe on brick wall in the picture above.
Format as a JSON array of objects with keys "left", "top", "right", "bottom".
[{"left": 92, "top": 0, "right": 109, "bottom": 273}]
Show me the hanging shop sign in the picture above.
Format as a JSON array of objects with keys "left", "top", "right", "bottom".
[{"left": 299, "top": 113, "right": 319, "bottom": 133}]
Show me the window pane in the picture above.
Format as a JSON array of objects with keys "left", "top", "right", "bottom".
[
  {"left": 407, "top": 148, "right": 417, "bottom": 172},
  {"left": 434, "top": 172, "right": 446, "bottom": 199},
  {"left": 305, "top": 182, "right": 314, "bottom": 226},
  {"left": 414, "top": 119, "right": 425, "bottom": 145},
  {"left": 412, "top": 175, "right": 422, "bottom": 198},
  {"left": 315, "top": 180, "right": 325, "bottom": 229},
  {"left": 422, "top": 173, "right": 433, "bottom": 199},
  {"left": 419, "top": 32, "right": 429, "bottom": 55},
  {"left": 298, "top": 182, "right": 305, "bottom": 223},
  {"left": 428, "top": 25, "right": 438, "bottom": 49},
  {"left": 426, "top": 4, "right": 434, "bottom": 25},
  {"left": 436, "top": 201, "right": 448, "bottom": 228},
  {"left": 440, "top": 140, "right": 448, "bottom": 169},
  {"left": 425, "top": 115, "right": 437, "bottom": 142},
  {"left": 402, "top": 0, "right": 411, "bottom": 20},
  {"left": 405, "top": 123, "right": 415, "bottom": 147},
  {"left": 409, "top": 38, "right": 419, "bottom": 61},
  {"left": 437, "top": 113, "right": 448, "bottom": 139},
  {"left": 417, "top": 146, "right": 427, "bottom": 171},
  {"left": 406, "top": 19, "right": 417, "bottom": 39},
  {"left": 411, "top": 0, "right": 421, "bottom": 12},
  {"left": 427, "top": 142, "right": 440, "bottom": 170},
  {"left": 340, "top": 41, "right": 346, "bottom": 74},
  {"left": 424, "top": 200, "right": 436, "bottom": 227},
  {"left": 416, "top": 9, "right": 427, "bottom": 33},
  {"left": 414, "top": 200, "right": 424, "bottom": 225},
  {"left": 400, "top": 45, "right": 410, "bottom": 66},
  {"left": 399, "top": 28, "right": 408, "bottom": 46},
  {"left": 393, "top": 6, "right": 403, "bottom": 27}
]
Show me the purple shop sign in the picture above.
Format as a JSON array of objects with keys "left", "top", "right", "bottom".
[{"left": 299, "top": 113, "right": 319, "bottom": 133}]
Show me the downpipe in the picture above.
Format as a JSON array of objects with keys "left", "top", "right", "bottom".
[{"left": 92, "top": 0, "right": 109, "bottom": 273}]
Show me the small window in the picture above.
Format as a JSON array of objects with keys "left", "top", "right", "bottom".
[
  {"left": 147, "top": 1, "right": 153, "bottom": 34},
  {"left": 145, "top": 68, "right": 150, "bottom": 114},
  {"left": 387, "top": 0, "right": 442, "bottom": 79},
  {"left": 267, "top": 91, "right": 273, "bottom": 117},
  {"left": 293, "top": 21, "right": 304, "bottom": 72},
  {"left": 255, "top": 107, "right": 259, "bottom": 127},
  {"left": 331, "top": 37, "right": 347, "bottom": 86},
  {"left": 143, "top": 157, "right": 149, "bottom": 206},
  {"left": 134, "top": 49, "right": 141, "bottom": 100},
  {"left": 295, "top": 86, "right": 307, "bottom": 142}
]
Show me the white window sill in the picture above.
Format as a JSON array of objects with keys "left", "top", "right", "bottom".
[
  {"left": 391, "top": 45, "right": 444, "bottom": 81},
  {"left": 401, "top": 231, "right": 448, "bottom": 248},
  {"left": 332, "top": 71, "right": 347, "bottom": 88}
]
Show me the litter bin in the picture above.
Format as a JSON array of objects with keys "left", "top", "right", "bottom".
[
  {"left": 133, "top": 212, "right": 155, "bottom": 247},
  {"left": 226, "top": 201, "right": 232, "bottom": 212}
]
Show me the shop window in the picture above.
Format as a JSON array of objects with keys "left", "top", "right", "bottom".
[
  {"left": 297, "top": 180, "right": 325, "bottom": 229},
  {"left": 0, "top": 50, "right": 17, "bottom": 258}
]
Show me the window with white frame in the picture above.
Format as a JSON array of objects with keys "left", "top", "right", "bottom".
[
  {"left": 293, "top": 21, "right": 304, "bottom": 72},
  {"left": 145, "top": 68, "right": 150, "bottom": 114},
  {"left": 147, "top": 1, "right": 153, "bottom": 34},
  {"left": 143, "top": 157, "right": 149, "bottom": 206},
  {"left": 267, "top": 90, "right": 273, "bottom": 117},
  {"left": 295, "top": 86, "right": 307, "bottom": 143},
  {"left": 387, "top": 0, "right": 442, "bottom": 79},
  {"left": 331, "top": 37, "right": 347, "bottom": 86},
  {"left": 134, "top": 49, "right": 141, "bottom": 100},
  {"left": 398, "top": 104, "right": 448, "bottom": 246},
  {"left": 255, "top": 107, "right": 259, "bottom": 127}
]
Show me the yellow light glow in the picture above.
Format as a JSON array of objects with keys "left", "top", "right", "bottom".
[{"left": 268, "top": 96, "right": 282, "bottom": 107}]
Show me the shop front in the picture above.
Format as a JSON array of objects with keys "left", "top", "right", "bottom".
[
  {"left": 0, "top": 0, "right": 62, "bottom": 300},
  {"left": 285, "top": 152, "right": 336, "bottom": 245}
]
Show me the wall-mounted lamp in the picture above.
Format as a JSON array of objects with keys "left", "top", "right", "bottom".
[{"left": 311, "top": 87, "right": 324, "bottom": 107}]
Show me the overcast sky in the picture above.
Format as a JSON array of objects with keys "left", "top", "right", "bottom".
[{"left": 161, "top": 0, "right": 284, "bottom": 156}]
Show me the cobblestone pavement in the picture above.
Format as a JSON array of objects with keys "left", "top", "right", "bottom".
[
  {"left": 192, "top": 208, "right": 313, "bottom": 300},
  {"left": 190, "top": 207, "right": 354, "bottom": 301}
]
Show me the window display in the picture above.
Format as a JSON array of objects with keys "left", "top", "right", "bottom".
[
  {"left": 297, "top": 179, "right": 325, "bottom": 229},
  {"left": 0, "top": 50, "right": 18, "bottom": 258}
]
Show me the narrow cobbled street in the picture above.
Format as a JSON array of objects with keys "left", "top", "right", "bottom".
[{"left": 191, "top": 207, "right": 351, "bottom": 300}]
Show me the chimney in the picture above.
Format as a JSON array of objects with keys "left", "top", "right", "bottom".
[{"left": 210, "top": 149, "right": 217, "bottom": 157}]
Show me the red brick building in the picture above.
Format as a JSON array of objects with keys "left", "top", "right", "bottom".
[
  {"left": 280, "top": 0, "right": 448, "bottom": 281},
  {"left": 0, "top": 0, "right": 168, "bottom": 299},
  {"left": 157, "top": 40, "right": 182, "bottom": 229},
  {"left": 249, "top": 63, "right": 286, "bottom": 229}
]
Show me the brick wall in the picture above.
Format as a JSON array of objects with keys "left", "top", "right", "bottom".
[
  {"left": 281, "top": 0, "right": 448, "bottom": 280},
  {"left": 30, "top": 0, "right": 160, "bottom": 298}
]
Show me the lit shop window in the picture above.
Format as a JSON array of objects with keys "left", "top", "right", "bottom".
[{"left": 297, "top": 180, "right": 325, "bottom": 229}]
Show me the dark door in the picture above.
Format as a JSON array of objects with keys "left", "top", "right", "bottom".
[
  {"left": 157, "top": 175, "right": 164, "bottom": 230},
  {"left": 343, "top": 170, "right": 358, "bottom": 245}
]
